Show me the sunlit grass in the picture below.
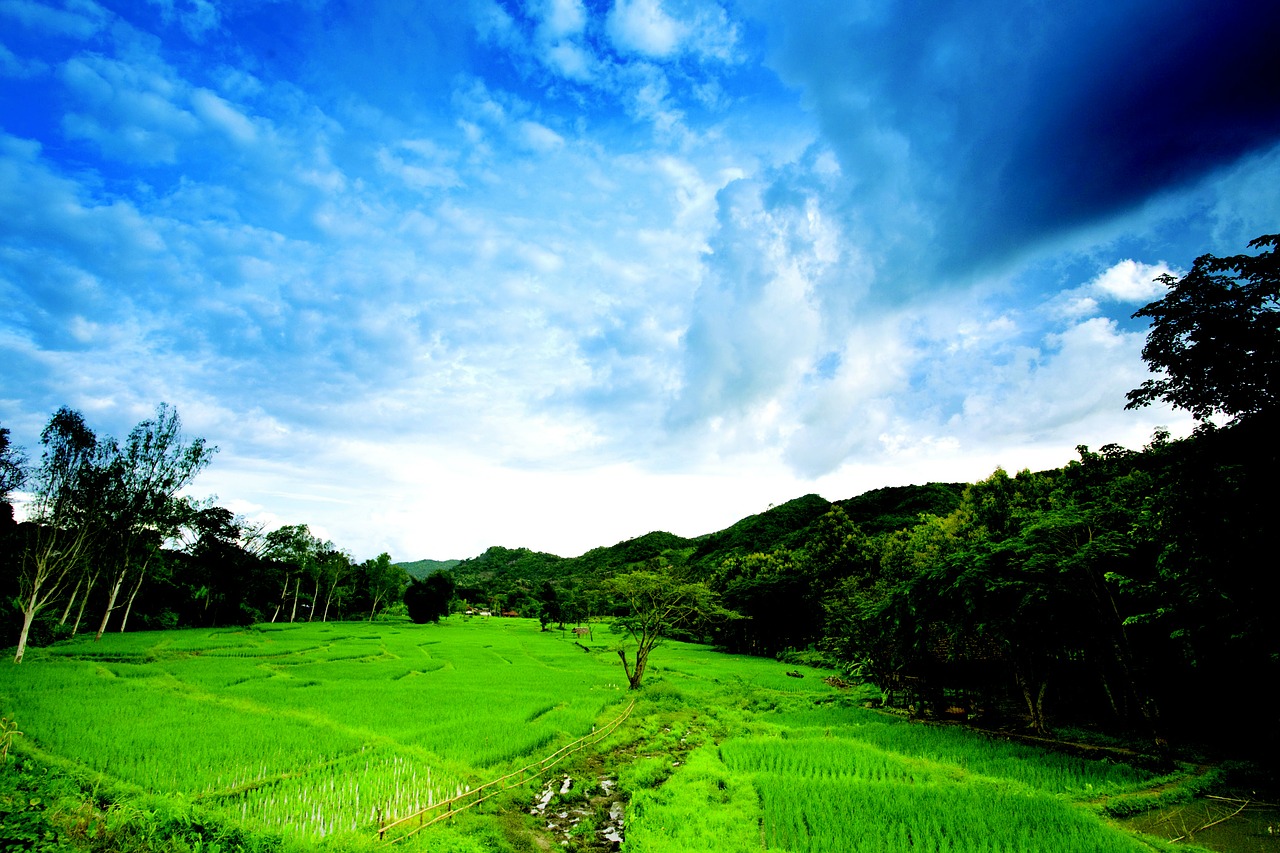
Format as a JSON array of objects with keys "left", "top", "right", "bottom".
[
  {"left": 0, "top": 617, "right": 628, "bottom": 841},
  {"left": 1, "top": 618, "right": 1171, "bottom": 852}
]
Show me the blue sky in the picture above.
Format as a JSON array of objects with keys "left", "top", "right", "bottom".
[{"left": 3, "top": 0, "right": 1278, "bottom": 560}]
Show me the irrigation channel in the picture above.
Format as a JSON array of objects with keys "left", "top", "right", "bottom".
[{"left": 377, "top": 699, "right": 636, "bottom": 845}]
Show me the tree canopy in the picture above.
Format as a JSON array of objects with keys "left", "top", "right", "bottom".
[
  {"left": 606, "top": 565, "right": 730, "bottom": 689},
  {"left": 1127, "top": 233, "right": 1278, "bottom": 423}
]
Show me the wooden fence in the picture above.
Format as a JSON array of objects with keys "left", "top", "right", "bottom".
[{"left": 377, "top": 699, "right": 636, "bottom": 845}]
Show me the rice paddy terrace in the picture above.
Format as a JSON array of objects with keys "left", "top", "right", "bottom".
[{"left": 0, "top": 618, "right": 1218, "bottom": 852}]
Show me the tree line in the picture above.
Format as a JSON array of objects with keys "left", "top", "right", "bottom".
[{"left": 0, "top": 406, "right": 413, "bottom": 663}]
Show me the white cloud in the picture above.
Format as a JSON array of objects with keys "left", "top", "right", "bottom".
[
  {"left": 534, "top": 0, "right": 587, "bottom": 39},
  {"left": 61, "top": 54, "right": 200, "bottom": 163},
  {"left": 376, "top": 141, "right": 462, "bottom": 191},
  {"left": 190, "top": 88, "right": 257, "bottom": 145},
  {"left": 147, "top": 0, "right": 219, "bottom": 40},
  {"left": 517, "top": 119, "right": 565, "bottom": 152},
  {"left": 606, "top": 0, "right": 739, "bottom": 62},
  {"left": 607, "top": 0, "right": 686, "bottom": 58},
  {"left": 542, "top": 38, "right": 596, "bottom": 81},
  {"left": 1087, "top": 258, "right": 1175, "bottom": 302}
]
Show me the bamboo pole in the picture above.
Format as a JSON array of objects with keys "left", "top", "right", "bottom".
[{"left": 378, "top": 699, "right": 635, "bottom": 845}]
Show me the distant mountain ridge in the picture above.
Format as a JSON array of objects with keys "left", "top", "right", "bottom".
[
  {"left": 396, "top": 482, "right": 965, "bottom": 586},
  {"left": 396, "top": 558, "right": 462, "bottom": 579}
]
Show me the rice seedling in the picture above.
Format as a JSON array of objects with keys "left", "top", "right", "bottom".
[
  {"left": 0, "top": 618, "right": 1183, "bottom": 851},
  {"left": 0, "top": 618, "right": 631, "bottom": 842}
]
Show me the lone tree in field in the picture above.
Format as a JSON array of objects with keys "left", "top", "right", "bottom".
[
  {"left": 605, "top": 565, "right": 729, "bottom": 690},
  {"left": 1126, "top": 233, "right": 1278, "bottom": 424}
]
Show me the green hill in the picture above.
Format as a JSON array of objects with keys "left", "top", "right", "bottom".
[
  {"left": 408, "top": 482, "right": 965, "bottom": 590},
  {"left": 395, "top": 557, "right": 462, "bottom": 579}
]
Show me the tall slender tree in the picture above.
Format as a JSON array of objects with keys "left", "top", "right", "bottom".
[
  {"left": 93, "top": 404, "right": 215, "bottom": 641},
  {"left": 13, "top": 409, "right": 105, "bottom": 662}
]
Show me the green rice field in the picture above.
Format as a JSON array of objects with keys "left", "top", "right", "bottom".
[{"left": 0, "top": 618, "right": 1189, "bottom": 852}]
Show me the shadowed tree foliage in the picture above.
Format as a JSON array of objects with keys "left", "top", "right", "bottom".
[
  {"left": 404, "top": 571, "right": 455, "bottom": 624},
  {"left": 1127, "top": 233, "right": 1278, "bottom": 423},
  {"left": 0, "top": 426, "right": 26, "bottom": 521}
]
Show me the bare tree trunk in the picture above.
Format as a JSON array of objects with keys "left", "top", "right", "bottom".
[
  {"left": 71, "top": 574, "right": 95, "bottom": 634},
  {"left": 271, "top": 574, "right": 290, "bottom": 623},
  {"left": 95, "top": 566, "right": 128, "bottom": 642},
  {"left": 118, "top": 556, "right": 150, "bottom": 633},
  {"left": 321, "top": 586, "right": 333, "bottom": 622},
  {"left": 618, "top": 646, "right": 650, "bottom": 690},
  {"left": 289, "top": 577, "right": 300, "bottom": 623},
  {"left": 14, "top": 590, "right": 39, "bottom": 664},
  {"left": 15, "top": 528, "right": 91, "bottom": 662},
  {"left": 308, "top": 576, "right": 320, "bottom": 621},
  {"left": 59, "top": 576, "right": 83, "bottom": 625},
  {"left": 1014, "top": 667, "right": 1049, "bottom": 735},
  {"left": 1086, "top": 561, "right": 1162, "bottom": 740}
]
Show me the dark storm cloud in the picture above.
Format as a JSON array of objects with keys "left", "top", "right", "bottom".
[{"left": 759, "top": 0, "right": 1280, "bottom": 285}]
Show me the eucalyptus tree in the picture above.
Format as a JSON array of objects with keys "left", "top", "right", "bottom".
[
  {"left": 264, "top": 524, "right": 325, "bottom": 622},
  {"left": 315, "top": 547, "right": 354, "bottom": 621},
  {"left": 92, "top": 404, "right": 215, "bottom": 641},
  {"left": 360, "top": 552, "right": 406, "bottom": 620},
  {"left": 13, "top": 408, "right": 106, "bottom": 662}
]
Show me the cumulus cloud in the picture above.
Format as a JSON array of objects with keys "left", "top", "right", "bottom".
[
  {"left": 1088, "top": 259, "right": 1175, "bottom": 303},
  {"left": 607, "top": 0, "right": 685, "bottom": 58},
  {"left": 189, "top": 88, "right": 257, "bottom": 145},
  {"left": 671, "top": 172, "right": 840, "bottom": 428},
  {"left": 606, "top": 0, "right": 739, "bottom": 62},
  {"left": 376, "top": 140, "right": 462, "bottom": 191}
]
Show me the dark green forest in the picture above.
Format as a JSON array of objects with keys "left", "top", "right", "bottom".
[{"left": 2, "top": 234, "right": 1277, "bottom": 758}]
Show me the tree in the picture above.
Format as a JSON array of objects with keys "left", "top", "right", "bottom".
[
  {"left": 405, "top": 571, "right": 455, "bottom": 623},
  {"left": 92, "top": 404, "right": 215, "bottom": 641},
  {"left": 264, "top": 524, "right": 323, "bottom": 622},
  {"left": 180, "top": 504, "right": 273, "bottom": 627},
  {"left": 605, "top": 565, "right": 730, "bottom": 690},
  {"left": 12, "top": 409, "right": 106, "bottom": 662},
  {"left": 313, "top": 548, "right": 354, "bottom": 622},
  {"left": 0, "top": 425, "right": 26, "bottom": 520},
  {"left": 1126, "top": 234, "right": 1278, "bottom": 423},
  {"left": 713, "top": 550, "right": 817, "bottom": 656},
  {"left": 361, "top": 553, "right": 407, "bottom": 620},
  {"left": 537, "top": 580, "right": 562, "bottom": 631}
]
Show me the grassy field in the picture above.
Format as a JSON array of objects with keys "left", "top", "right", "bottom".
[{"left": 0, "top": 618, "right": 1197, "bottom": 852}]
